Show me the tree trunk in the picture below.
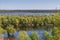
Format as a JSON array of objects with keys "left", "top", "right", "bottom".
[{"left": 7, "top": 32, "right": 15, "bottom": 40}]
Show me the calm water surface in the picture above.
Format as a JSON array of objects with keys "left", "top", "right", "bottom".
[{"left": 0, "top": 12, "right": 55, "bottom": 15}]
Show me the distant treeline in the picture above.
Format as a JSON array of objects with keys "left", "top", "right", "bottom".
[{"left": 0, "top": 10, "right": 60, "bottom": 13}]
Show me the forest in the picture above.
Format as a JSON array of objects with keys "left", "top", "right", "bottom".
[{"left": 0, "top": 13, "right": 60, "bottom": 40}]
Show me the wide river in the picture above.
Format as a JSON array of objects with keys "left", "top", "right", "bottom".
[{"left": 0, "top": 12, "right": 55, "bottom": 15}]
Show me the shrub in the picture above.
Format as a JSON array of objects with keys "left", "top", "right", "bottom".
[
  {"left": 30, "top": 32, "right": 40, "bottom": 40},
  {"left": 43, "top": 31, "right": 55, "bottom": 40},
  {"left": 18, "top": 31, "right": 31, "bottom": 40}
]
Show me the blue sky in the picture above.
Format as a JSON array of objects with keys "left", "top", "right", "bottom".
[{"left": 0, "top": 0, "right": 60, "bottom": 10}]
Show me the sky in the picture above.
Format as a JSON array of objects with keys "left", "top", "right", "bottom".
[{"left": 0, "top": 0, "right": 60, "bottom": 10}]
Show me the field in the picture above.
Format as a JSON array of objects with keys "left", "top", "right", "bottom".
[{"left": 0, "top": 13, "right": 60, "bottom": 40}]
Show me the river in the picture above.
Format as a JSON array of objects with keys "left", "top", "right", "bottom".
[{"left": 0, "top": 12, "right": 55, "bottom": 15}]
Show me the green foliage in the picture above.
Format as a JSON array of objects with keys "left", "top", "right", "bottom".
[
  {"left": 43, "top": 31, "right": 49, "bottom": 36},
  {"left": 6, "top": 24, "right": 16, "bottom": 34},
  {"left": 52, "top": 27, "right": 60, "bottom": 40},
  {"left": 43, "top": 31, "right": 55, "bottom": 40},
  {"left": 0, "top": 13, "right": 60, "bottom": 34},
  {"left": 0, "top": 14, "right": 55, "bottom": 30},
  {"left": 0, "top": 26, "right": 6, "bottom": 34},
  {"left": 46, "top": 35, "right": 55, "bottom": 40},
  {"left": 18, "top": 31, "right": 31, "bottom": 40},
  {"left": 30, "top": 32, "right": 40, "bottom": 40}
]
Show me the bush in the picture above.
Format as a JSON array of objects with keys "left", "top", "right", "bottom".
[
  {"left": 18, "top": 31, "right": 31, "bottom": 40},
  {"left": 30, "top": 32, "right": 40, "bottom": 40},
  {"left": 43, "top": 31, "right": 55, "bottom": 40}
]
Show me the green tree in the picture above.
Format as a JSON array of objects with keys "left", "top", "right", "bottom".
[
  {"left": 6, "top": 24, "right": 16, "bottom": 38},
  {"left": 46, "top": 35, "right": 55, "bottom": 40},
  {"left": 52, "top": 27, "right": 60, "bottom": 40},
  {"left": 43, "top": 31, "right": 54, "bottom": 40},
  {"left": 18, "top": 31, "right": 31, "bottom": 40},
  {"left": 0, "top": 26, "right": 6, "bottom": 34},
  {"left": 30, "top": 32, "right": 40, "bottom": 40}
]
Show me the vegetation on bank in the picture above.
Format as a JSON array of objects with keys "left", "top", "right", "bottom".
[
  {"left": 0, "top": 13, "right": 60, "bottom": 40},
  {"left": 18, "top": 31, "right": 40, "bottom": 40},
  {"left": 0, "top": 13, "right": 60, "bottom": 30}
]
